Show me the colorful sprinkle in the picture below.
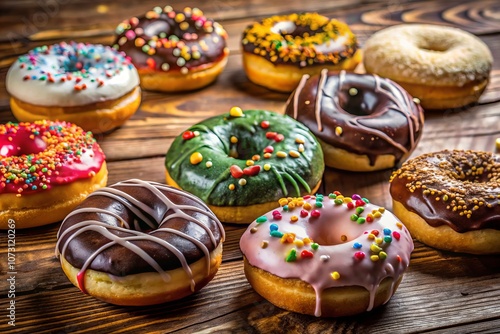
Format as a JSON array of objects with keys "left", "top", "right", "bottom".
[
  {"left": 256, "top": 216, "right": 267, "bottom": 223},
  {"left": 331, "top": 271, "right": 341, "bottom": 280},
  {"left": 301, "top": 249, "right": 314, "bottom": 258},
  {"left": 286, "top": 249, "right": 297, "bottom": 262},
  {"left": 189, "top": 152, "right": 203, "bottom": 164},
  {"left": 230, "top": 106, "right": 243, "bottom": 117}
]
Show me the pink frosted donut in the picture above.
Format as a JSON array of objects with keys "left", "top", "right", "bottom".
[{"left": 240, "top": 192, "right": 414, "bottom": 317}]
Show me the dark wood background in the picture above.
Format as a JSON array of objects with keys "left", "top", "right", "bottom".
[{"left": 1, "top": 0, "right": 499, "bottom": 333}]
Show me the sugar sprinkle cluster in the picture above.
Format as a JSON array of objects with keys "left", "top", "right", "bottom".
[
  {"left": 184, "top": 107, "right": 308, "bottom": 191},
  {"left": 114, "top": 6, "right": 228, "bottom": 73},
  {"left": 0, "top": 121, "right": 100, "bottom": 195},
  {"left": 242, "top": 13, "right": 358, "bottom": 67},
  {"left": 250, "top": 192, "right": 405, "bottom": 275},
  {"left": 16, "top": 41, "right": 134, "bottom": 91},
  {"left": 390, "top": 150, "right": 500, "bottom": 219}
]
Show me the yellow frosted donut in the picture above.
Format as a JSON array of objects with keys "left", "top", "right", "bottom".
[{"left": 363, "top": 24, "right": 492, "bottom": 110}]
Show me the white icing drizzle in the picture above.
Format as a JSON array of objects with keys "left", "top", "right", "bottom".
[
  {"left": 291, "top": 74, "right": 310, "bottom": 119},
  {"left": 56, "top": 179, "right": 225, "bottom": 292},
  {"left": 314, "top": 69, "right": 329, "bottom": 132}
]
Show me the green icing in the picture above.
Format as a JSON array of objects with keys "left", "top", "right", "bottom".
[{"left": 165, "top": 109, "right": 325, "bottom": 207}]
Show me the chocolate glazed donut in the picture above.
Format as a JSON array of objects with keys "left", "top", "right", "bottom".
[
  {"left": 56, "top": 179, "right": 225, "bottom": 305},
  {"left": 114, "top": 7, "right": 227, "bottom": 73},
  {"left": 285, "top": 70, "right": 425, "bottom": 171}
]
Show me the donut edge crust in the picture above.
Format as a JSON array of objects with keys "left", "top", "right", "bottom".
[
  {"left": 242, "top": 51, "right": 362, "bottom": 93},
  {"left": 60, "top": 243, "right": 223, "bottom": 306},
  {"left": 0, "top": 162, "right": 108, "bottom": 229},
  {"left": 243, "top": 257, "right": 402, "bottom": 317},
  {"left": 392, "top": 200, "right": 500, "bottom": 255},
  {"left": 10, "top": 86, "right": 141, "bottom": 134},
  {"left": 317, "top": 137, "right": 397, "bottom": 172},
  {"left": 138, "top": 55, "right": 228, "bottom": 92},
  {"left": 166, "top": 169, "right": 323, "bottom": 224}
]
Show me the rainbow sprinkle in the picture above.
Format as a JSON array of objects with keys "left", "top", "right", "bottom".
[{"left": 0, "top": 120, "right": 105, "bottom": 196}]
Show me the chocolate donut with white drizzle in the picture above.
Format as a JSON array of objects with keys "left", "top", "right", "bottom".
[
  {"left": 56, "top": 179, "right": 225, "bottom": 306},
  {"left": 285, "top": 70, "right": 424, "bottom": 171}
]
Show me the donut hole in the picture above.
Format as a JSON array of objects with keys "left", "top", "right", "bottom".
[
  {"left": 417, "top": 40, "right": 450, "bottom": 53},
  {"left": 143, "top": 20, "right": 172, "bottom": 37},
  {"left": 271, "top": 21, "right": 297, "bottom": 35},
  {"left": 305, "top": 223, "right": 354, "bottom": 245},
  {"left": 271, "top": 21, "right": 319, "bottom": 38},
  {"left": 338, "top": 88, "right": 384, "bottom": 116},
  {"left": 62, "top": 55, "right": 95, "bottom": 73},
  {"left": 227, "top": 134, "right": 263, "bottom": 160}
]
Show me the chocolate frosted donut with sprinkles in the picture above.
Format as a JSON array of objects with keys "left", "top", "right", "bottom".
[
  {"left": 56, "top": 179, "right": 225, "bottom": 306},
  {"left": 285, "top": 70, "right": 425, "bottom": 171},
  {"left": 241, "top": 13, "right": 361, "bottom": 92},
  {"left": 114, "top": 6, "right": 229, "bottom": 92},
  {"left": 6, "top": 41, "right": 141, "bottom": 134},
  {"left": 240, "top": 192, "right": 414, "bottom": 317},
  {"left": 390, "top": 150, "right": 500, "bottom": 254}
]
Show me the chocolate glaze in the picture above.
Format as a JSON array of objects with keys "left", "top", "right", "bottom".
[
  {"left": 285, "top": 70, "right": 425, "bottom": 166},
  {"left": 390, "top": 150, "right": 500, "bottom": 232},
  {"left": 114, "top": 8, "right": 227, "bottom": 72},
  {"left": 56, "top": 180, "right": 224, "bottom": 277}
]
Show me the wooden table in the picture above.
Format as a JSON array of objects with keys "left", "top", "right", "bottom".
[{"left": 1, "top": 0, "right": 499, "bottom": 333}]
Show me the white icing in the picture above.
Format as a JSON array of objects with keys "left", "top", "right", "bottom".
[
  {"left": 6, "top": 42, "right": 139, "bottom": 107},
  {"left": 271, "top": 21, "right": 296, "bottom": 34},
  {"left": 313, "top": 34, "right": 350, "bottom": 54}
]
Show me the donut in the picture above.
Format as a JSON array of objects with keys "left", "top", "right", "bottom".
[
  {"left": 363, "top": 24, "right": 493, "bottom": 110},
  {"left": 165, "top": 108, "right": 325, "bottom": 224},
  {"left": 240, "top": 192, "right": 414, "bottom": 317},
  {"left": 114, "top": 6, "right": 229, "bottom": 92},
  {"left": 390, "top": 149, "right": 500, "bottom": 255},
  {"left": 0, "top": 120, "right": 107, "bottom": 229},
  {"left": 6, "top": 42, "right": 141, "bottom": 134},
  {"left": 285, "top": 70, "right": 424, "bottom": 171},
  {"left": 241, "top": 12, "right": 361, "bottom": 92},
  {"left": 56, "top": 179, "right": 225, "bottom": 306}
]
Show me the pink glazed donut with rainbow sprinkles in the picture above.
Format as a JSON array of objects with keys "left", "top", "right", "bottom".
[{"left": 240, "top": 192, "right": 414, "bottom": 317}]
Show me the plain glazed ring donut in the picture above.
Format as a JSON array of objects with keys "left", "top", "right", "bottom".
[
  {"left": 165, "top": 108, "right": 325, "bottom": 224},
  {"left": 6, "top": 41, "right": 141, "bottom": 134},
  {"left": 114, "top": 6, "right": 229, "bottom": 92},
  {"left": 285, "top": 70, "right": 424, "bottom": 171},
  {"left": 240, "top": 192, "right": 414, "bottom": 317},
  {"left": 363, "top": 24, "right": 493, "bottom": 110},
  {"left": 56, "top": 179, "right": 225, "bottom": 306},
  {"left": 0, "top": 120, "right": 108, "bottom": 229},
  {"left": 390, "top": 149, "right": 500, "bottom": 255},
  {"left": 241, "top": 12, "right": 361, "bottom": 92}
]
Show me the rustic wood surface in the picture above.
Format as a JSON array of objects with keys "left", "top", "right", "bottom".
[{"left": 1, "top": 0, "right": 500, "bottom": 333}]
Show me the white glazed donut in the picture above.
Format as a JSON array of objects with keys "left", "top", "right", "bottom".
[
  {"left": 240, "top": 192, "right": 414, "bottom": 317},
  {"left": 363, "top": 24, "right": 493, "bottom": 110},
  {"left": 6, "top": 41, "right": 141, "bottom": 133}
]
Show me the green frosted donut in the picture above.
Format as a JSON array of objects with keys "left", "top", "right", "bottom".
[{"left": 165, "top": 108, "right": 325, "bottom": 223}]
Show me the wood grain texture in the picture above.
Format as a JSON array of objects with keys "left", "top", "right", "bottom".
[{"left": 1, "top": 0, "right": 500, "bottom": 333}]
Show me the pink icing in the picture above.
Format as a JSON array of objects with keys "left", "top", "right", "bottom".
[
  {"left": 0, "top": 121, "right": 105, "bottom": 195},
  {"left": 239, "top": 193, "right": 414, "bottom": 317}
]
